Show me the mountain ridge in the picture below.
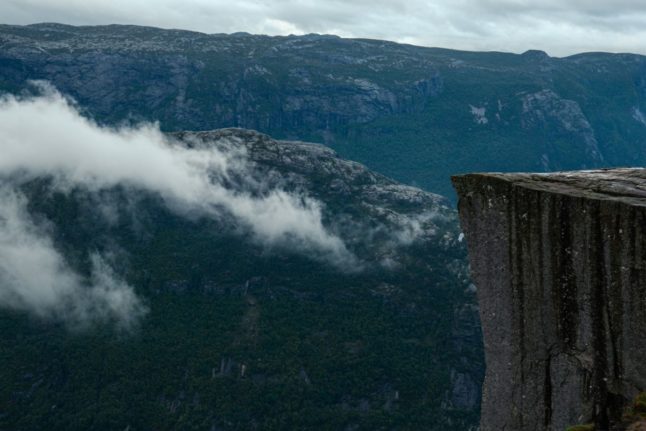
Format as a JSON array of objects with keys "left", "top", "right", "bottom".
[
  {"left": 9, "top": 22, "right": 643, "bottom": 59},
  {"left": 2, "top": 23, "right": 646, "bottom": 200}
]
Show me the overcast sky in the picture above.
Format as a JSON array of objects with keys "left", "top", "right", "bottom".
[{"left": 1, "top": 0, "right": 645, "bottom": 57}]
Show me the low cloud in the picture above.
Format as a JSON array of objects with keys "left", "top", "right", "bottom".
[
  {"left": 0, "top": 83, "right": 353, "bottom": 263},
  {"left": 0, "top": 83, "right": 356, "bottom": 324},
  {"left": 0, "top": 186, "right": 147, "bottom": 329}
]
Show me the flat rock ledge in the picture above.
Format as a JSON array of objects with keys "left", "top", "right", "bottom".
[{"left": 453, "top": 169, "right": 646, "bottom": 431}]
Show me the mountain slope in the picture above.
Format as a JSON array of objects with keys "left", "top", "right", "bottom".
[
  {"left": 0, "top": 128, "right": 482, "bottom": 430},
  {"left": 1, "top": 23, "right": 646, "bottom": 199}
]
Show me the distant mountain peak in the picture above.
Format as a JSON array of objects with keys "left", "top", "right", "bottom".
[{"left": 521, "top": 49, "right": 550, "bottom": 59}]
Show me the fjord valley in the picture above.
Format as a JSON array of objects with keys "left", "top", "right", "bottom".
[{"left": 1, "top": 21, "right": 646, "bottom": 431}]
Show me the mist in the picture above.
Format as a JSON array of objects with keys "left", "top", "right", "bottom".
[
  {"left": 0, "top": 83, "right": 356, "bottom": 326},
  {"left": 0, "top": 83, "right": 352, "bottom": 259},
  {"left": 0, "top": 186, "right": 147, "bottom": 329}
]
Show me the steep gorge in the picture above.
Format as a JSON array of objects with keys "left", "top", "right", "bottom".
[{"left": 454, "top": 169, "right": 646, "bottom": 430}]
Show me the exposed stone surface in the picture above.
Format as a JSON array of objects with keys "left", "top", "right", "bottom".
[
  {"left": 520, "top": 90, "right": 603, "bottom": 165},
  {"left": 453, "top": 169, "right": 646, "bottom": 431},
  {"left": 171, "top": 128, "right": 458, "bottom": 254}
]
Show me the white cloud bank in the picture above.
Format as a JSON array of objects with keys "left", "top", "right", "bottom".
[{"left": 0, "top": 83, "right": 355, "bottom": 326}]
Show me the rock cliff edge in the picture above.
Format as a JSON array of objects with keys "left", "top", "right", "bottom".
[{"left": 453, "top": 169, "right": 646, "bottom": 430}]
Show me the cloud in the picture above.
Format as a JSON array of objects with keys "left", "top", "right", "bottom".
[
  {"left": 1, "top": 0, "right": 646, "bottom": 56},
  {"left": 0, "top": 186, "right": 147, "bottom": 329},
  {"left": 0, "top": 82, "right": 360, "bottom": 325},
  {"left": 0, "top": 83, "right": 354, "bottom": 267}
]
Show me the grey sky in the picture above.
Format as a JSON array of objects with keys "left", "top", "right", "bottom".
[{"left": 1, "top": 0, "right": 645, "bottom": 56}]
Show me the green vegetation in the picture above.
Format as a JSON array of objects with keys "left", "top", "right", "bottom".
[
  {"left": 634, "top": 392, "right": 646, "bottom": 415},
  {"left": 621, "top": 392, "right": 646, "bottom": 426},
  {"left": 0, "top": 149, "right": 481, "bottom": 430},
  {"left": 566, "top": 392, "right": 646, "bottom": 431}
]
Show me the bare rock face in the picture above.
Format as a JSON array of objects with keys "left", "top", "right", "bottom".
[{"left": 453, "top": 169, "right": 646, "bottom": 431}]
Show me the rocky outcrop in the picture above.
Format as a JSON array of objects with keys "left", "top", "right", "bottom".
[
  {"left": 520, "top": 89, "right": 603, "bottom": 167},
  {"left": 171, "top": 128, "right": 459, "bottom": 257},
  {"left": 453, "top": 169, "right": 646, "bottom": 431}
]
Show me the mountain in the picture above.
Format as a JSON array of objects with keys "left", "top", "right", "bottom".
[
  {"left": 2, "top": 23, "right": 646, "bottom": 199},
  {"left": 0, "top": 128, "right": 482, "bottom": 430}
]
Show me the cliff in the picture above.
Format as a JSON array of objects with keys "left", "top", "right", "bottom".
[{"left": 453, "top": 169, "right": 646, "bottom": 430}]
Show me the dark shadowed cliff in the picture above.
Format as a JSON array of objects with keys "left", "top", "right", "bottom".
[{"left": 453, "top": 169, "right": 646, "bottom": 431}]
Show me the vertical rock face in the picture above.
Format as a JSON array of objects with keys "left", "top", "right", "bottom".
[{"left": 453, "top": 169, "right": 646, "bottom": 431}]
